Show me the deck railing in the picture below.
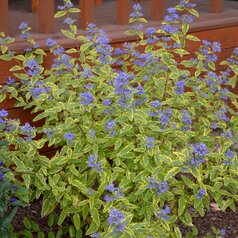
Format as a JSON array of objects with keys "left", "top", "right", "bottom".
[{"left": 0, "top": 0, "right": 225, "bottom": 35}]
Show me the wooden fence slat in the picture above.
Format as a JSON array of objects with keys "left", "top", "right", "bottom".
[
  {"left": 95, "top": 0, "right": 103, "bottom": 6},
  {"left": 210, "top": 0, "right": 224, "bottom": 13},
  {"left": 79, "top": 0, "right": 95, "bottom": 29},
  {"left": 0, "top": 0, "right": 9, "bottom": 35},
  {"left": 116, "top": 0, "right": 131, "bottom": 25},
  {"left": 151, "top": 0, "right": 164, "bottom": 21},
  {"left": 38, "top": 0, "right": 55, "bottom": 33},
  {"left": 32, "top": 0, "right": 38, "bottom": 14}
]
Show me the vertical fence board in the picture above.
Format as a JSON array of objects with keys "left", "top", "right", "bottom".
[
  {"left": 79, "top": 0, "right": 95, "bottom": 29},
  {"left": 116, "top": 0, "right": 131, "bottom": 25},
  {"left": 38, "top": 0, "right": 55, "bottom": 33},
  {"left": 32, "top": 0, "right": 39, "bottom": 14},
  {"left": 151, "top": 0, "right": 164, "bottom": 21},
  {"left": 210, "top": 0, "right": 224, "bottom": 13},
  {"left": 0, "top": 0, "right": 9, "bottom": 35},
  {"left": 95, "top": 0, "right": 103, "bottom": 5}
]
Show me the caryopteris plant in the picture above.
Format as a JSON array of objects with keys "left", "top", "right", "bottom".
[{"left": 1, "top": 0, "right": 238, "bottom": 237}]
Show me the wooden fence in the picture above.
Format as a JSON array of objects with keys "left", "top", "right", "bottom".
[{"left": 0, "top": 0, "right": 225, "bottom": 35}]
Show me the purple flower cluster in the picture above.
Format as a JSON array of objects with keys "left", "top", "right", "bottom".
[
  {"left": 182, "top": 109, "right": 192, "bottom": 125},
  {"left": 161, "top": 7, "right": 179, "bottom": 35},
  {"left": 87, "top": 24, "right": 112, "bottom": 64},
  {"left": 180, "top": 0, "right": 196, "bottom": 8},
  {"left": 46, "top": 38, "right": 57, "bottom": 47},
  {"left": 146, "top": 136, "right": 155, "bottom": 148},
  {"left": 223, "top": 149, "right": 236, "bottom": 165},
  {"left": 193, "top": 143, "right": 207, "bottom": 157},
  {"left": 190, "top": 157, "right": 206, "bottom": 168},
  {"left": 145, "top": 27, "right": 159, "bottom": 44},
  {"left": 175, "top": 81, "right": 186, "bottom": 95},
  {"left": 214, "top": 108, "right": 230, "bottom": 122},
  {"left": 88, "top": 154, "right": 102, "bottom": 174},
  {"left": 199, "top": 40, "right": 221, "bottom": 65},
  {"left": 181, "top": 14, "right": 194, "bottom": 24},
  {"left": 25, "top": 59, "right": 40, "bottom": 76},
  {"left": 159, "top": 108, "right": 172, "bottom": 125},
  {"left": 108, "top": 208, "right": 125, "bottom": 234},
  {"left": 130, "top": 3, "right": 143, "bottom": 19},
  {"left": 156, "top": 205, "right": 171, "bottom": 221},
  {"left": 30, "top": 81, "right": 51, "bottom": 99},
  {"left": 114, "top": 72, "right": 134, "bottom": 95},
  {"left": 64, "top": 132, "right": 74, "bottom": 141},
  {"left": 19, "top": 22, "right": 29, "bottom": 31},
  {"left": 21, "top": 122, "right": 35, "bottom": 141},
  {"left": 104, "top": 183, "right": 124, "bottom": 202},
  {"left": 148, "top": 177, "right": 168, "bottom": 195},
  {"left": 91, "top": 232, "right": 101, "bottom": 238},
  {"left": 80, "top": 91, "right": 94, "bottom": 106},
  {"left": 196, "top": 189, "right": 206, "bottom": 200},
  {"left": 57, "top": 2, "right": 73, "bottom": 10},
  {"left": 0, "top": 109, "right": 8, "bottom": 118},
  {"left": 151, "top": 100, "right": 161, "bottom": 108}
]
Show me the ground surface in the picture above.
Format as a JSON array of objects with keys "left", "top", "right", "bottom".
[{"left": 12, "top": 199, "right": 238, "bottom": 238}]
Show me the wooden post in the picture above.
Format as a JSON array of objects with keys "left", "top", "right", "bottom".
[
  {"left": 151, "top": 0, "right": 164, "bottom": 21},
  {"left": 0, "top": 0, "right": 9, "bottom": 35},
  {"left": 95, "top": 0, "right": 103, "bottom": 5},
  {"left": 32, "top": 0, "right": 39, "bottom": 14},
  {"left": 116, "top": 0, "right": 131, "bottom": 25},
  {"left": 79, "top": 0, "right": 95, "bottom": 29},
  {"left": 38, "top": 0, "right": 55, "bottom": 33},
  {"left": 210, "top": 0, "right": 224, "bottom": 13}
]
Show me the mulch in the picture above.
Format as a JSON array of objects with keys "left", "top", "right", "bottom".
[{"left": 12, "top": 199, "right": 238, "bottom": 238}]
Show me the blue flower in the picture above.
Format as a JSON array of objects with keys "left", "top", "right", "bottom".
[
  {"left": 182, "top": 109, "right": 192, "bottom": 125},
  {"left": 0, "top": 109, "right": 8, "bottom": 118},
  {"left": 190, "top": 157, "right": 205, "bottom": 168},
  {"left": 156, "top": 205, "right": 171, "bottom": 221},
  {"left": 80, "top": 91, "right": 94, "bottom": 106},
  {"left": 193, "top": 143, "right": 207, "bottom": 157},
  {"left": 0, "top": 172, "right": 4, "bottom": 180},
  {"left": 212, "top": 41, "right": 221, "bottom": 53},
  {"left": 159, "top": 108, "right": 172, "bottom": 125},
  {"left": 25, "top": 59, "right": 40, "bottom": 76},
  {"left": 103, "top": 99, "right": 112, "bottom": 106},
  {"left": 9, "top": 197, "right": 16, "bottom": 203},
  {"left": 0, "top": 160, "right": 3, "bottom": 166},
  {"left": 106, "top": 120, "right": 116, "bottom": 131},
  {"left": 46, "top": 38, "right": 57, "bottom": 47},
  {"left": 12, "top": 184, "right": 18, "bottom": 191},
  {"left": 19, "top": 22, "right": 29, "bottom": 30},
  {"left": 91, "top": 232, "right": 101, "bottom": 238},
  {"left": 64, "top": 132, "right": 74, "bottom": 141},
  {"left": 104, "top": 183, "right": 124, "bottom": 202},
  {"left": 224, "top": 149, "right": 235, "bottom": 159},
  {"left": 88, "top": 154, "right": 102, "bottom": 173},
  {"left": 151, "top": 100, "right": 161, "bottom": 108},
  {"left": 108, "top": 208, "right": 125, "bottom": 234},
  {"left": 223, "top": 149, "right": 236, "bottom": 165},
  {"left": 146, "top": 136, "right": 155, "bottom": 148},
  {"left": 196, "top": 189, "right": 206, "bottom": 200},
  {"left": 148, "top": 177, "right": 168, "bottom": 195},
  {"left": 175, "top": 81, "right": 186, "bottom": 95}
]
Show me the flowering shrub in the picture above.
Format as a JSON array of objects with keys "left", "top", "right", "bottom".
[
  {"left": 0, "top": 111, "right": 28, "bottom": 237},
  {"left": 1, "top": 0, "right": 238, "bottom": 237}
]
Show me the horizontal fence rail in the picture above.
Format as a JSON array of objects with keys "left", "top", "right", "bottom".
[{"left": 0, "top": 0, "right": 226, "bottom": 35}]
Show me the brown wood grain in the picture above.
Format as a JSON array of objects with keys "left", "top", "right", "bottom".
[
  {"left": 79, "top": 0, "right": 95, "bottom": 29},
  {"left": 151, "top": 0, "right": 164, "bottom": 21},
  {"left": 38, "top": 0, "right": 55, "bottom": 33},
  {"left": 0, "top": 0, "right": 9, "bottom": 35},
  {"left": 116, "top": 0, "right": 131, "bottom": 25}
]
